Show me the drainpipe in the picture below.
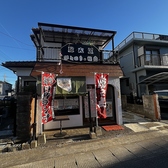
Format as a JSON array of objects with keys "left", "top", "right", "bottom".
[
  {"left": 112, "top": 37, "right": 116, "bottom": 61},
  {"left": 146, "top": 85, "right": 149, "bottom": 95},
  {"left": 133, "top": 43, "right": 139, "bottom": 98},
  {"left": 88, "top": 91, "right": 93, "bottom": 132},
  {"left": 33, "top": 86, "right": 37, "bottom": 140},
  {"left": 16, "top": 76, "right": 20, "bottom": 93}
]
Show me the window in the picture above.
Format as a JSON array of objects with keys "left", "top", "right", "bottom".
[
  {"left": 145, "top": 49, "right": 160, "bottom": 65},
  {"left": 24, "top": 81, "right": 36, "bottom": 87},
  {"left": 54, "top": 95, "right": 80, "bottom": 116},
  {"left": 157, "top": 92, "right": 168, "bottom": 99}
]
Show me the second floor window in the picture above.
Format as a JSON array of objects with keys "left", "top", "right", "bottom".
[{"left": 145, "top": 49, "right": 160, "bottom": 65}]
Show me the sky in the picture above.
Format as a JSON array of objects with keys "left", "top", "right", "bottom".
[{"left": 0, "top": 0, "right": 168, "bottom": 87}]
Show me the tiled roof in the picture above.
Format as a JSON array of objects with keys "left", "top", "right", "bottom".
[{"left": 2, "top": 61, "right": 36, "bottom": 68}]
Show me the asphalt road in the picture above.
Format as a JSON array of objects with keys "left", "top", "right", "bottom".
[
  {"left": 111, "top": 151, "right": 168, "bottom": 168},
  {"left": 8, "top": 143, "right": 168, "bottom": 168},
  {"left": 4, "top": 132, "right": 168, "bottom": 168}
]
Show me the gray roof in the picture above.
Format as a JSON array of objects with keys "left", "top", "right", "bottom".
[{"left": 31, "top": 22, "right": 116, "bottom": 49}]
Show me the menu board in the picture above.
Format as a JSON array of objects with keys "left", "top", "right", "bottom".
[{"left": 84, "top": 88, "right": 96, "bottom": 118}]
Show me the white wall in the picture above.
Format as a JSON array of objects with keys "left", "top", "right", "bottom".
[
  {"left": 86, "top": 76, "right": 123, "bottom": 125},
  {"left": 0, "top": 82, "right": 12, "bottom": 95},
  {"left": 119, "top": 46, "right": 136, "bottom": 95},
  {"left": 39, "top": 75, "right": 123, "bottom": 132},
  {"left": 43, "top": 96, "right": 83, "bottom": 130},
  {"left": 108, "top": 78, "right": 123, "bottom": 125},
  {"left": 15, "top": 68, "right": 33, "bottom": 76}
]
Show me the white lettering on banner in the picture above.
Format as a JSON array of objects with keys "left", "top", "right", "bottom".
[
  {"left": 97, "top": 75, "right": 107, "bottom": 108},
  {"left": 95, "top": 73, "right": 108, "bottom": 118},
  {"left": 98, "top": 75, "right": 107, "bottom": 89},
  {"left": 41, "top": 72, "right": 56, "bottom": 124}
]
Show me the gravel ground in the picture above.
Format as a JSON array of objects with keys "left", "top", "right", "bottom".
[{"left": 41, "top": 125, "right": 134, "bottom": 149}]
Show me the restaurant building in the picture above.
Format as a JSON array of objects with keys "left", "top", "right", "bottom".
[{"left": 3, "top": 22, "right": 123, "bottom": 137}]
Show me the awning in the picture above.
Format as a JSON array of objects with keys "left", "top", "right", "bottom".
[
  {"left": 138, "top": 72, "right": 168, "bottom": 85},
  {"left": 31, "top": 22, "right": 116, "bottom": 49}
]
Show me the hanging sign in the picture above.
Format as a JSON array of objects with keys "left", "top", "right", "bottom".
[
  {"left": 41, "top": 72, "right": 56, "bottom": 124},
  {"left": 61, "top": 43, "right": 100, "bottom": 62},
  {"left": 95, "top": 73, "right": 109, "bottom": 118}
]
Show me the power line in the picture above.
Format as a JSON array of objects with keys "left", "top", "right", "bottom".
[
  {"left": 0, "top": 44, "right": 35, "bottom": 51},
  {"left": 0, "top": 30, "right": 34, "bottom": 47},
  {"left": 0, "top": 23, "right": 35, "bottom": 61},
  {"left": 0, "top": 48, "right": 12, "bottom": 60},
  {"left": 0, "top": 23, "right": 22, "bottom": 48},
  {"left": 0, "top": 76, "right": 16, "bottom": 79}
]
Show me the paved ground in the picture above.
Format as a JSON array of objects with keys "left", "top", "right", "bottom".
[
  {"left": 1, "top": 129, "right": 168, "bottom": 167},
  {"left": 1, "top": 111, "right": 168, "bottom": 167}
]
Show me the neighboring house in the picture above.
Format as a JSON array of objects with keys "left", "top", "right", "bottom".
[
  {"left": 113, "top": 32, "right": 168, "bottom": 99},
  {"left": 2, "top": 62, "right": 37, "bottom": 93},
  {"left": 0, "top": 81, "right": 12, "bottom": 96},
  {"left": 2, "top": 22, "right": 124, "bottom": 136}
]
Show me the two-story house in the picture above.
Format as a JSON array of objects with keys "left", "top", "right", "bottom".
[
  {"left": 113, "top": 32, "right": 168, "bottom": 99},
  {"left": 2, "top": 22, "right": 124, "bottom": 136},
  {"left": 0, "top": 81, "right": 12, "bottom": 96}
]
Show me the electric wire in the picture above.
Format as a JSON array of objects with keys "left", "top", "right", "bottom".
[{"left": 0, "top": 30, "right": 34, "bottom": 47}]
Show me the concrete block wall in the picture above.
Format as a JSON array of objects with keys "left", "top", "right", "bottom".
[
  {"left": 121, "top": 94, "right": 160, "bottom": 121},
  {"left": 142, "top": 94, "right": 160, "bottom": 121},
  {"left": 16, "top": 93, "right": 33, "bottom": 141},
  {"left": 125, "top": 103, "right": 144, "bottom": 115},
  {"left": 121, "top": 95, "right": 144, "bottom": 115}
]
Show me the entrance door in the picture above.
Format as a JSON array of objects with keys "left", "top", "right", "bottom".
[
  {"left": 98, "top": 84, "right": 116, "bottom": 125},
  {"left": 83, "top": 84, "right": 116, "bottom": 126}
]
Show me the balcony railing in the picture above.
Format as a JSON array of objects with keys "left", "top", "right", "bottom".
[
  {"left": 37, "top": 47, "right": 115, "bottom": 64},
  {"left": 115, "top": 32, "right": 168, "bottom": 51},
  {"left": 138, "top": 54, "right": 168, "bottom": 66},
  {"left": 37, "top": 47, "right": 61, "bottom": 62}
]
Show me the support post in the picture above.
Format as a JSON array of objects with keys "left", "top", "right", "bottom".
[
  {"left": 88, "top": 91, "right": 93, "bottom": 132},
  {"left": 33, "top": 93, "right": 37, "bottom": 140}
]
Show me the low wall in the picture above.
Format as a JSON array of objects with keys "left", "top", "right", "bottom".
[
  {"left": 16, "top": 93, "right": 34, "bottom": 141},
  {"left": 125, "top": 103, "right": 144, "bottom": 115},
  {"left": 142, "top": 94, "right": 160, "bottom": 121},
  {"left": 121, "top": 95, "right": 144, "bottom": 115},
  {"left": 121, "top": 94, "right": 161, "bottom": 121}
]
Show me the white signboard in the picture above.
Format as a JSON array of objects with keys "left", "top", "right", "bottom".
[{"left": 84, "top": 88, "right": 96, "bottom": 118}]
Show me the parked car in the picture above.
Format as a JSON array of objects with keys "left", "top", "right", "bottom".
[
  {"left": 153, "top": 90, "right": 168, "bottom": 109},
  {"left": 3, "top": 96, "right": 12, "bottom": 101}
]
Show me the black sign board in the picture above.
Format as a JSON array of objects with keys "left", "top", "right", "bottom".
[{"left": 61, "top": 44, "right": 100, "bottom": 62}]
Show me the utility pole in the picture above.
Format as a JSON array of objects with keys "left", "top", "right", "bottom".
[{"left": 3, "top": 74, "right": 6, "bottom": 82}]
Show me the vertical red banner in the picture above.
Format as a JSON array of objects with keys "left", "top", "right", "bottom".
[
  {"left": 41, "top": 72, "right": 56, "bottom": 124},
  {"left": 95, "top": 73, "right": 108, "bottom": 119}
]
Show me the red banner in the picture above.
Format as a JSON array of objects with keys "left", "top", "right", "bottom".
[
  {"left": 95, "top": 73, "right": 108, "bottom": 119},
  {"left": 41, "top": 72, "right": 56, "bottom": 124}
]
